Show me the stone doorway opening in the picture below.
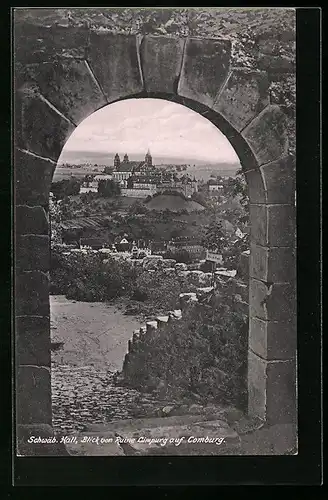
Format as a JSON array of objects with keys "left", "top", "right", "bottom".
[{"left": 49, "top": 96, "right": 250, "bottom": 432}]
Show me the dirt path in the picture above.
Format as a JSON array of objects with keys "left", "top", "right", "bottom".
[
  {"left": 50, "top": 295, "right": 141, "bottom": 371},
  {"left": 49, "top": 295, "right": 242, "bottom": 450},
  {"left": 50, "top": 295, "right": 175, "bottom": 433}
]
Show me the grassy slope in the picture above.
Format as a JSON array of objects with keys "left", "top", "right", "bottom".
[{"left": 145, "top": 195, "right": 205, "bottom": 213}]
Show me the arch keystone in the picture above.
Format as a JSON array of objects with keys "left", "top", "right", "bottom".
[{"left": 140, "top": 36, "right": 185, "bottom": 93}]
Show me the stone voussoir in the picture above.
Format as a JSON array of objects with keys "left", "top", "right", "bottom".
[
  {"left": 29, "top": 58, "right": 108, "bottom": 126},
  {"left": 260, "top": 156, "right": 295, "bottom": 204},
  {"left": 87, "top": 32, "right": 143, "bottom": 103},
  {"left": 213, "top": 68, "right": 269, "bottom": 132},
  {"left": 244, "top": 169, "right": 266, "bottom": 204},
  {"left": 241, "top": 104, "right": 289, "bottom": 166},
  {"left": 18, "top": 87, "right": 75, "bottom": 162},
  {"left": 178, "top": 37, "right": 231, "bottom": 108}
]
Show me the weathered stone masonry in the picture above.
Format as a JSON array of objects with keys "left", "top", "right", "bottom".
[
  {"left": 122, "top": 254, "right": 250, "bottom": 393},
  {"left": 14, "top": 19, "right": 296, "bottom": 451}
]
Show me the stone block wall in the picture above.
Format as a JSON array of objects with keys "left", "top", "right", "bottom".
[{"left": 122, "top": 253, "right": 250, "bottom": 387}]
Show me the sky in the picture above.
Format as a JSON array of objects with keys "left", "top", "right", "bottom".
[{"left": 59, "top": 98, "right": 240, "bottom": 164}]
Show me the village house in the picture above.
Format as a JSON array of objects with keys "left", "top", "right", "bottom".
[
  {"left": 94, "top": 174, "right": 113, "bottom": 181},
  {"left": 208, "top": 178, "right": 224, "bottom": 195}
]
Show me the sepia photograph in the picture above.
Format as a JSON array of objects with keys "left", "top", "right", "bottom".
[{"left": 14, "top": 7, "right": 298, "bottom": 459}]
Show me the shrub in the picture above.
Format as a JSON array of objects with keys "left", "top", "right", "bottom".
[
  {"left": 123, "top": 285, "right": 248, "bottom": 408},
  {"left": 163, "top": 249, "right": 193, "bottom": 264},
  {"left": 199, "top": 260, "right": 215, "bottom": 273},
  {"left": 130, "top": 269, "right": 197, "bottom": 316},
  {"left": 50, "top": 248, "right": 137, "bottom": 302}
]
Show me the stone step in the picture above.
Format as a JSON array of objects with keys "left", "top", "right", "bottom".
[
  {"left": 146, "top": 320, "right": 158, "bottom": 330},
  {"left": 83, "top": 413, "right": 227, "bottom": 433},
  {"left": 156, "top": 316, "right": 170, "bottom": 328}
]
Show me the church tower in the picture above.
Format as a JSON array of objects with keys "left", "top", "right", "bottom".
[
  {"left": 123, "top": 153, "right": 129, "bottom": 163},
  {"left": 114, "top": 153, "right": 120, "bottom": 170},
  {"left": 192, "top": 176, "right": 198, "bottom": 193},
  {"left": 145, "top": 149, "right": 152, "bottom": 168}
]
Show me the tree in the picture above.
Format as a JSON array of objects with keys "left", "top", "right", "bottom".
[
  {"left": 61, "top": 228, "right": 83, "bottom": 246},
  {"left": 202, "top": 220, "right": 226, "bottom": 252},
  {"left": 191, "top": 191, "right": 207, "bottom": 207},
  {"left": 224, "top": 170, "right": 248, "bottom": 206},
  {"left": 51, "top": 177, "right": 81, "bottom": 199},
  {"left": 222, "top": 234, "right": 249, "bottom": 270},
  {"left": 164, "top": 248, "right": 193, "bottom": 264},
  {"left": 59, "top": 196, "right": 75, "bottom": 220},
  {"left": 170, "top": 228, "right": 182, "bottom": 240},
  {"left": 129, "top": 200, "right": 148, "bottom": 215},
  {"left": 98, "top": 179, "right": 121, "bottom": 197}
]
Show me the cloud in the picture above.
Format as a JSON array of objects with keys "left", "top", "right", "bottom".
[{"left": 60, "top": 98, "right": 239, "bottom": 163}]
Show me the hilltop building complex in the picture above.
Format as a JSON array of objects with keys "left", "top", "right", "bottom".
[{"left": 112, "top": 150, "right": 198, "bottom": 198}]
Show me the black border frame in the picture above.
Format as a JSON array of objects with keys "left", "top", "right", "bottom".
[{"left": 3, "top": 5, "right": 322, "bottom": 488}]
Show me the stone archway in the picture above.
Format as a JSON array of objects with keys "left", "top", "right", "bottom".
[{"left": 14, "top": 25, "right": 296, "bottom": 449}]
